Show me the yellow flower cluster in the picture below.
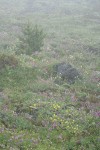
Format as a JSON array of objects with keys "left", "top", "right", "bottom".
[
  {"left": 29, "top": 104, "right": 38, "bottom": 109},
  {"left": 50, "top": 114, "right": 79, "bottom": 134},
  {"left": 29, "top": 102, "right": 46, "bottom": 109},
  {"left": 52, "top": 104, "right": 61, "bottom": 110},
  {"left": 66, "top": 108, "right": 79, "bottom": 117},
  {"left": 50, "top": 114, "right": 61, "bottom": 122},
  {"left": 64, "top": 120, "right": 79, "bottom": 134}
]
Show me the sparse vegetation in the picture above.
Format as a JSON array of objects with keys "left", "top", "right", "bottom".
[{"left": 0, "top": 0, "right": 100, "bottom": 149}]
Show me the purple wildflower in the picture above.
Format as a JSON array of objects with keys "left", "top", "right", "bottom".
[{"left": 95, "top": 111, "right": 100, "bottom": 117}]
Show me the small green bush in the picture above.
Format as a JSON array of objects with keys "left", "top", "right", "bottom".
[{"left": 17, "top": 23, "right": 45, "bottom": 55}]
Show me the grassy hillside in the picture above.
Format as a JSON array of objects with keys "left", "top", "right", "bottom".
[{"left": 0, "top": 0, "right": 100, "bottom": 149}]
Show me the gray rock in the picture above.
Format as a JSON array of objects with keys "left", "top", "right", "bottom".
[{"left": 54, "top": 62, "right": 81, "bottom": 84}]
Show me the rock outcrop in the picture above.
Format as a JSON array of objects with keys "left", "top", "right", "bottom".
[{"left": 54, "top": 62, "right": 82, "bottom": 84}]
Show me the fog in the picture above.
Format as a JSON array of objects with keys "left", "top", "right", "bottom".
[{"left": 0, "top": 0, "right": 100, "bottom": 16}]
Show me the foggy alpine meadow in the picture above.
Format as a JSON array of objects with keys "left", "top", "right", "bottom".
[{"left": 0, "top": 0, "right": 100, "bottom": 149}]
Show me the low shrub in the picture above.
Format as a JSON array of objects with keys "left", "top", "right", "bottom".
[
  {"left": 0, "top": 53, "right": 18, "bottom": 70},
  {"left": 17, "top": 23, "right": 45, "bottom": 55}
]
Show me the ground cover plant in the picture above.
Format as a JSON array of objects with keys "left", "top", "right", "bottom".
[{"left": 0, "top": 0, "right": 100, "bottom": 149}]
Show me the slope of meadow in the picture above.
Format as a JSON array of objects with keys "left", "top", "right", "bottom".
[{"left": 0, "top": 0, "right": 100, "bottom": 149}]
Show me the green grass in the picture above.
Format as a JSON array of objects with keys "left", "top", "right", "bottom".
[{"left": 0, "top": 0, "right": 100, "bottom": 149}]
